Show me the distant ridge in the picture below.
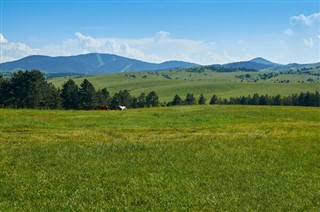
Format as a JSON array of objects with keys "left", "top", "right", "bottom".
[
  {"left": 1, "top": 54, "right": 319, "bottom": 74},
  {"left": 223, "top": 57, "right": 282, "bottom": 71},
  {"left": 0, "top": 53, "right": 199, "bottom": 74}
]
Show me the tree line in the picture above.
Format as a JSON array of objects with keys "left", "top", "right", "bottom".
[
  {"left": 0, "top": 70, "right": 319, "bottom": 109},
  {"left": 0, "top": 70, "right": 159, "bottom": 109},
  {"left": 225, "top": 92, "right": 320, "bottom": 107},
  {"left": 166, "top": 92, "right": 319, "bottom": 107}
]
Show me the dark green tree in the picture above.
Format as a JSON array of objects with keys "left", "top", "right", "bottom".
[
  {"left": 9, "top": 70, "right": 58, "bottom": 109},
  {"left": 11, "top": 70, "right": 34, "bottom": 108},
  {"left": 0, "top": 77, "right": 11, "bottom": 107},
  {"left": 259, "top": 95, "right": 269, "bottom": 105},
  {"left": 209, "top": 95, "right": 219, "bottom": 105},
  {"left": 198, "top": 94, "right": 206, "bottom": 105},
  {"left": 110, "top": 90, "right": 133, "bottom": 109},
  {"left": 146, "top": 91, "right": 159, "bottom": 107},
  {"left": 304, "top": 91, "right": 312, "bottom": 106},
  {"left": 185, "top": 93, "right": 196, "bottom": 105},
  {"left": 312, "top": 91, "right": 320, "bottom": 107},
  {"left": 273, "top": 94, "right": 282, "bottom": 105},
  {"left": 137, "top": 92, "right": 146, "bottom": 108},
  {"left": 96, "top": 88, "right": 110, "bottom": 105},
  {"left": 251, "top": 93, "right": 260, "bottom": 105},
  {"left": 41, "top": 83, "right": 62, "bottom": 109},
  {"left": 61, "top": 79, "right": 79, "bottom": 109},
  {"left": 171, "top": 94, "right": 183, "bottom": 105},
  {"left": 78, "top": 79, "right": 98, "bottom": 110},
  {"left": 131, "top": 97, "right": 139, "bottom": 108},
  {"left": 222, "top": 98, "right": 229, "bottom": 104}
]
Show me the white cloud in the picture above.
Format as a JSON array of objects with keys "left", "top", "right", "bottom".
[
  {"left": 290, "top": 13, "right": 320, "bottom": 26},
  {"left": 285, "top": 13, "right": 319, "bottom": 59},
  {"left": 60, "top": 32, "right": 159, "bottom": 62},
  {"left": 154, "top": 31, "right": 170, "bottom": 42},
  {"left": 1, "top": 33, "right": 39, "bottom": 63},
  {"left": 284, "top": 28, "right": 294, "bottom": 36},
  {"left": 303, "top": 38, "right": 314, "bottom": 48},
  {"left": 0, "top": 33, "right": 8, "bottom": 43},
  {"left": 0, "top": 38, "right": 36, "bottom": 63},
  {"left": 68, "top": 32, "right": 221, "bottom": 64},
  {"left": 223, "top": 50, "right": 240, "bottom": 62}
]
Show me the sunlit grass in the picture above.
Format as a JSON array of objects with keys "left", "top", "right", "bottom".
[
  {"left": 0, "top": 105, "right": 319, "bottom": 210},
  {"left": 49, "top": 70, "right": 320, "bottom": 102}
]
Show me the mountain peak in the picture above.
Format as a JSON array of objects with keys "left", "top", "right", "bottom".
[
  {"left": 250, "top": 57, "right": 280, "bottom": 66},
  {"left": 223, "top": 57, "right": 282, "bottom": 71}
]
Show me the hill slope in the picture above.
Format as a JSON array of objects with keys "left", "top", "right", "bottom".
[
  {"left": 224, "top": 57, "right": 282, "bottom": 71},
  {"left": 0, "top": 53, "right": 199, "bottom": 74},
  {"left": 49, "top": 68, "right": 320, "bottom": 102}
]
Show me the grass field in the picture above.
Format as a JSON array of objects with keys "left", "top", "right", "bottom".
[
  {"left": 0, "top": 105, "right": 319, "bottom": 210},
  {"left": 49, "top": 70, "right": 320, "bottom": 102}
]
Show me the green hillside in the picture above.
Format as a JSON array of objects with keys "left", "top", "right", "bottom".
[
  {"left": 49, "top": 69, "right": 320, "bottom": 102},
  {"left": 0, "top": 106, "right": 319, "bottom": 210}
]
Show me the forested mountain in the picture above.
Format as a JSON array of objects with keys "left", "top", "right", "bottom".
[
  {"left": 250, "top": 57, "right": 281, "bottom": 66},
  {"left": 223, "top": 57, "right": 282, "bottom": 71},
  {"left": 0, "top": 53, "right": 198, "bottom": 74},
  {"left": 1, "top": 54, "right": 319, "bottom": 74},
  {"left": 263, "top": 62, "right": 320, "bottom": 72},
  {"left": 223, "top": 58, "right": 320, "bottom": 72}
]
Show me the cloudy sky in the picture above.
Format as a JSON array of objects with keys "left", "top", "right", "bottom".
[{"left": 0, "top": 0, "right": 319, "bottom": 65}]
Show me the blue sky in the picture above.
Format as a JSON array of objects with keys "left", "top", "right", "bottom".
[{"left": 1, "top": 0, "right": 319, "bottom": 64}]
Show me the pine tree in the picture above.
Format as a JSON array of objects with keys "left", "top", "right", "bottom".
[
  {"left": 259, "top": 95, "right": 269, "bottom": 105},
  {"left": 209, "top": 95, "right": 219, "bottom": 105},
  {"left": 273, "top": 94, "right": 282, "bottom": 105},
  {"left": 146, "top": 91, "right": 159, "bottom": 107},
  {"left": 313, "top": 91, "right": 320, "bottom": 107},
  {"left": 131, "top": 97, "right": 139, "bottom": 108},
  {"left": 41, "top": 83, "right": 62, "bottom": 109},
  {"left": 198, "top": 94, "right": 206, "bottom": 105},
  {"left": 172, "top": 94, "right": 183, "bottom": 105},
  {"left": 78, "top": 79, "right": 98, "bottom": 110},
  {"left": 61, "top": 79, "right": 79, "bottom": 109},
  {"left": 0, "top": 77, "right": 11, "bottom": 107},
  {"left": 110, "top": 90, "right": 133, "bottom": 109},
  {"left": 251, "top": 93, "right": 260, "bottom": 105},
  {"left": 185, "top": 93, "right": 196, "bottom": 105},
  {"left": 9, "top": 70, "right": 54, "bottom": 108},
  {"left": 137, "top": 92, "right": 146, "bottom": 108},
  {"left": 96, "top": 88, "right": 110, "bottom": 105}
]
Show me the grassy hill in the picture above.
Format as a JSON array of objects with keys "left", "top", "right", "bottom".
[
  {"left": 0, "top": 105, "right": 319, "bottom": 210},
  {"left": 49, "top": 69, "right": 320, "bottom": 102}
]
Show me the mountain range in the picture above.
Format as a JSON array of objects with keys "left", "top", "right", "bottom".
[
  {"left": 0, "top": 53, "right": 198, "bottom": 74},
  {"left": 0, "top": 53, "right": 319, "bottom": 75}
]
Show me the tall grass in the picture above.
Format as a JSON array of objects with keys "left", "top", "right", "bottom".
[{"left": 0, "top": 105, "right": 319, "bottom": 210}]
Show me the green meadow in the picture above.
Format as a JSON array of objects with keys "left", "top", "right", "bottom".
[
  {"left": 0, "top": 105, "right": 319, "bottom": 210},
  {"left": 49, "top": 69, "right": 320, "bottom": 102}
]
